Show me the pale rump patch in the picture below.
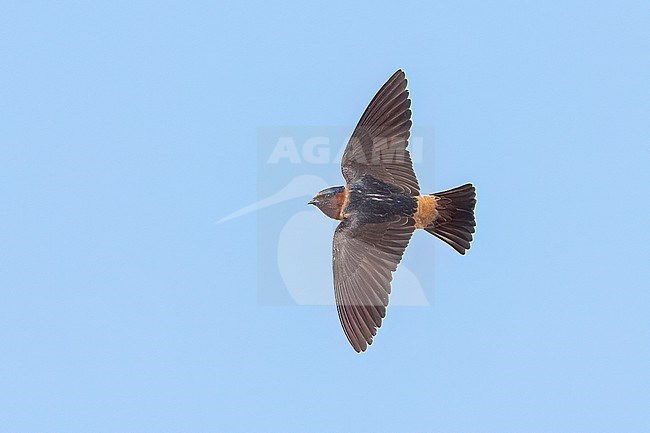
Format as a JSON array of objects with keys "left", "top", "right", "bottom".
[{"left": 414, "top": 195, "right": 438, "bottom": 229}]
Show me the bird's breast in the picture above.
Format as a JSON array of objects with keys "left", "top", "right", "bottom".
[{"left": 335, "top": 186, "right": 349, "bottom": 220}]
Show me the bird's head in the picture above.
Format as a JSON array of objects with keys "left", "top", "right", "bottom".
[{"left": 308, "top": 186, "right": 346, "bottom": 220}]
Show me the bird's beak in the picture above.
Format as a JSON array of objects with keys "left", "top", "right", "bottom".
[{"left": 308, "top": 198, "right": 316, "bottom": 205}]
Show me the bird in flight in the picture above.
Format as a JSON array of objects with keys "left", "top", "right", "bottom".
[{"left": 309, "top": 70, "right": 476, "bottom": 352}]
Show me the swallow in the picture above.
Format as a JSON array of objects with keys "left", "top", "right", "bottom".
[{"left": 309, "top": 70, "right": 476, "bottom": 352}]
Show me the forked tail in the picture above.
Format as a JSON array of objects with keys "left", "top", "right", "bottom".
[{"left": 425, "top": 184, "right": 476, "bottom": 255}]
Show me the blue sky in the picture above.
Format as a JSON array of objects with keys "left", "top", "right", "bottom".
[{"left": 1, "top": 1, "right": 649, "bottom": 432}]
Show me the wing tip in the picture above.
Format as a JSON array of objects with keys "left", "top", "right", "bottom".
[
  {"left": 388, "top": 69, "right": 407, "bottom": 87},
  {"left": 351, "top": 339, "right": 370, "bottom": 353}
]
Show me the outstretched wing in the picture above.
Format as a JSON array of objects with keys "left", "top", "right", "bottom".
[
  {"left": 341, "top": 70, "right": 420, "bottom": 195},
  {"left": 332, "top": 216, "right": 415, "bottom": 352}
]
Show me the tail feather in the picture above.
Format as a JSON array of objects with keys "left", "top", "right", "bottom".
[{"left": 425, "top": 184, "right": 476, "bottom": 255}]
